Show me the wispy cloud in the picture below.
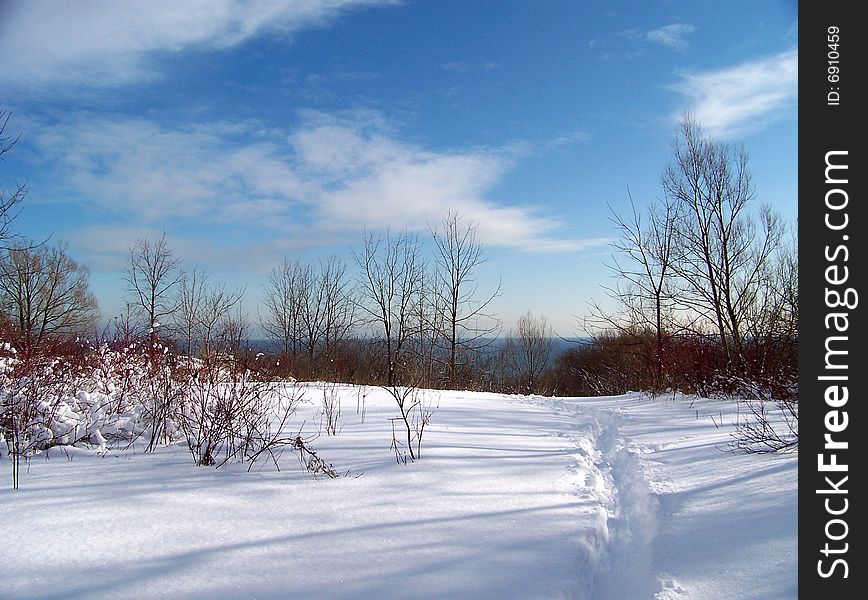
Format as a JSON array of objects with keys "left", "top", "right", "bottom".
[
  {"left": 645, "top": 24, "right": 696, "bottom": 49},
  {"left": 277, "top": 113, "right": 592, "bottom": 252},
  {"left": 28, "top": 111, "right": 594, "bottom": 256},
  {"left": 672, "top": 50, "right": 797, "bottom": 138},
  {"left": 0, "top": 0, "right": 397, "bottom": 90},
  {"left": 622, "top": 23, "right": 696, "bottom": 50},
  {"left": 545, "top": 131, "right": 591, "bottom": 150},
  {"left": 31, "top": 117, "right": 307, "bottom": 222}
]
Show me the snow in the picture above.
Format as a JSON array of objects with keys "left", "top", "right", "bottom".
[{"left": 0, "top": 386, "right": 796, "bottom": 599}]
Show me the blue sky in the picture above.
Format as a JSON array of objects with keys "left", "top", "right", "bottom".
[{"left": 0, "top": 0, "right": 797, "bottom": 334}]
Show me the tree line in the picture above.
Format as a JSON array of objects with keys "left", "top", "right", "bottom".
[{"left": 1, "top": 111, "right": 797, "bottom": 459}]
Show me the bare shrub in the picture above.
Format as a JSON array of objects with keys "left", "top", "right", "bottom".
[
  {"left": 721, "top": 376, "right": 798, "bottom": 454},
  {"left": 291, "top": 434, "right": 340, "bottom": 478},
  {"left": 176, "top": 358, "right": 305, "bottom": 469},
  {"left": 1, "top": 350, "right": 71, "bottom": 489},
  {"left": 409, "top": 388, "right": 437, "bottom": 459},
  {"left": 385, "top": 383, "right": 437, "bottom": 462},
  {"left": 550, "top": 336, "right": 641, "bottom": 397},
  {"left": 319, "top": 382, "right": 342, "bottom": 436},
  {"left": 355, "top": 385, "right": 368, "bottom": 423},
  {"left": 389, "top": 417, "right": 409, "bottom": 464},
  {"left": 1, "top": 341, "right": 156, "bottom": 489}
]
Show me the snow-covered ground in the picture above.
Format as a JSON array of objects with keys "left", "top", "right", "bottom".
[{"left": 0, "top": 386, "right": 796, "bottom": 599}]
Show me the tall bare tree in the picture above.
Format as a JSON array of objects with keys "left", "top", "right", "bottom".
[
  {"left": 0, "top": 242, "right": 99, "bottom": 355},
  {"left": 260, "top": 259, "right": 305, "bottom": 359},
  {"left": 176, "top": 268, "right": 207, "bottom": 358},
  {"left": 410, "top": 264, "right": 446, "bottom": 387},
  {"left": 743, "top": 227, "right": 798, "bottom": 378},
  {"left": 316, "top": 256, "right": 356, "bottom": 370},
  {"left": 125, "top": 233, "right": 181, "bottom": 354},
  {"left": 354, "top": 230, "right": 425, "bottom": 387},
  {"left": 355, "top": 230, "right": 431, "bottom": 460},
  {"left": 430, "top": 210, "right": 500, "bottom": 389},
  {"left": 663, "top": 116, "right": 783, "bottom": 372},
  {"left": 588, "top": 192, "right": 679, "bottom": 390}
]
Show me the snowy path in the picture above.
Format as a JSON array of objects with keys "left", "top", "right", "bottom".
[
  {"left": 534, "top": 399, "right": 665, "bottom": 599},
  {"left": 0, "top": 387, "right": 796, "bottom": 599},
  {"left": 539, "top": 394, "right": 798, "bottom": 600}
]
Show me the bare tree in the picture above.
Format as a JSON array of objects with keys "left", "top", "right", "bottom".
[
  {"left": 260, "top": 256, "right": 355, "bottom": 377},
  {"left": 125, "top": 233, "right": 181, "bottom": 355},
  {"left": 214, "top": 304, "right": 251, "bottom": 359},
  {"left": 317, "top": 256, "right": 357, "bottom": 373},
  {"left": 174, "top": 269, "right": 244, "bottom": 362},
  {"left": 197, "top": 283, "right": 244, "bottom": 363},
  {"left": 260, "top": 258, "right": 305, "bottom": 359},
  {"left": 354, "top": 230, "right": 424, "bottom": 387},
  {"left": 410, "top": 264, "right": 446, "bottom": 387},
  {"left": 501, "top": 311, "right": 554, "bottom": 395},
  {"left": 591, "top": 116, "right": 788, "bottom": 386},
  {"left": 297, "top": 257, "right": 355, "bottom": 370},
  {"left": 430, "top": 210, "right": 501, "bottom": 389},
  {"left": 0, "top": 242, "right": 99, "bottom": 355},
  {"left": 581, "top": 115, "right": 797, "bottom": 451},
  {"left": 771, "top": 230, "right": 798, "bottom": 344},
  {"left": 663, "top": 116, "right": 783, "bottom": 372},
  {"left": 318, "top": 257, "right": 355, "bottom": 344},
  {"left": 587, "top": 191, "right": 680, "bottom": 390},
  {"left": 295, "top": 262, "right": 320, "bottom": 365},
  {"left": 176, "top": 268, "right": 208, "bottom": 358},
  {"left": 355, "top": 230, "right": 430, "bottom": 460},
  {"left": 0, "top": 109, "right": 27, "bottom": 249}
]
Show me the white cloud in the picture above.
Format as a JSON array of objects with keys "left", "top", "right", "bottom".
[
  {"left": 289, "top": 115, "right": 592, "bottom": 252},
  {"left": 29, "top": 111, "right": 596, "bottom": 254},
  {"left": 546, "top": 131, "right": 591, "bottom": 149},
  {"left": 622, "top": 23, "right": 695, "bottom": 50},
  {"left": 672, "top": 50, "right": 797, "bottom": 138},
  {"left": 0, "top": 0, "right": 396, "bottom": 89},
  {"left": 645, "top": 24, "right": 695, "bottom": 49},
  {"left": 32, "top": 117, "right": 307, "bottom": 222}
]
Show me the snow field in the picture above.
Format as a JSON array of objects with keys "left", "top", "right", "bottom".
[{"left": 1, "top": 385, "right": 796, "bottom": 599}]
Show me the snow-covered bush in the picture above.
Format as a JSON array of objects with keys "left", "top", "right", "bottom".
[
  {"left": 1, "top": 341, "right": 167, "bottom": 487},
  {"left": 0, "top": 343, "right": 164, "bottom": 486},
  {"left": 2, "top": 340, "right": 332, "bottom": 488}
]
